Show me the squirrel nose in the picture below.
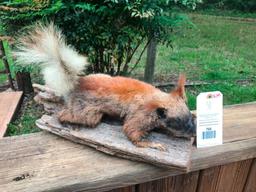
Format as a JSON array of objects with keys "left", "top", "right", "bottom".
[{"left": 186, "top": 116, "right": 197, "bottom": 136}]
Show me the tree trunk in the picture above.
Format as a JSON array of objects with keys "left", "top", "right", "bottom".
[{"left": 144, "top": 38, "right": 157, "bottom": 83}]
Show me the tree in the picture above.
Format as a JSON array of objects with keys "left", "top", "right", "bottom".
[{"left": 0, "top": 0, "right": 200, "bottom": 75}]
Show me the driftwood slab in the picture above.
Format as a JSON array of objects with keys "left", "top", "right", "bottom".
[{"left": 36, "top": 115, "right": 193, "bottom": 172}]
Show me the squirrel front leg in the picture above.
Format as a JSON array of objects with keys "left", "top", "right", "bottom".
[{"left": 123, "top": 113, "right": 167, "bottom": 151}]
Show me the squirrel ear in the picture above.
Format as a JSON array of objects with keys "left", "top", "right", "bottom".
[
  {"left": 156, "top": 107, "right": 167, "bottom": 119},
  {"left": 171, "top": 74, "right": 187, "bottom": 101}
]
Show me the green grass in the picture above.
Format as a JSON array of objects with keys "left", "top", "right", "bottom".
[
  {"left": 133, "top": 13, "right": 256, "bottom": 109},
  {"left": 192, "top": 9, "right": 256, "bottom": 19},
  {"left": 6, "top": 98, "right": 43, "bottom": 136}
]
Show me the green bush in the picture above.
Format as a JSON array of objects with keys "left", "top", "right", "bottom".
[{"left": 0, "top": 0, "right": 200, "bottom": 75}]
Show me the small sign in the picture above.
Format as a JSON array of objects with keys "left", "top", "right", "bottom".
[{"left": 196, "top": 91, "right": 223, "bottom": 148}]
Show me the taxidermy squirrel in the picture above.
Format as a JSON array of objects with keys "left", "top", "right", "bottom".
[{"left": 15, "top": 23, "right": 196, "bottom": 151}]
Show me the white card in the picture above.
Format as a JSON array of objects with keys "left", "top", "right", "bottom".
[{"left": 196, "top": 91, "right": 223, "bottom": 148}]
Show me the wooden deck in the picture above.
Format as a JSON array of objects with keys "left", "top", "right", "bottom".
[
  {"left": 0, "top": 91, "right": 23, "bottom": 137},
  {"left": 0, "top": 102, "right": 255, "bottom": 192}
]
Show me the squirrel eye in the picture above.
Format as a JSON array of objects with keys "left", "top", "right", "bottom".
[{"left": 156, "top": 107, "right": 167, "bottom": 119}]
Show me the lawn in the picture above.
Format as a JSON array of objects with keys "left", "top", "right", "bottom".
[
  {"left": 133, "top": 13, "right": 256, "bottom": 109},
  {"left": 1, "top": 13, "right": 256, "bottom": 135},
  {"left": 193, "top": 9, "right": 256, "bottom": 19}
]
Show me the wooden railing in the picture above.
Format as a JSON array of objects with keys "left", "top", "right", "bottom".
[{"left": 0, "top": 102, "right": 256, "bottom": 192}]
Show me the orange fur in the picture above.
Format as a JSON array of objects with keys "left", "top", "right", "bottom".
[
  {"left": 79, "top": 74, "right": 159, "bottom": 102},
  {"left": 171, "top": 74, "right": 187, "bottom": 101}
]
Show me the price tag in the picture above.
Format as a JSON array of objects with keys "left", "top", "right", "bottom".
[{"left": 196, "top": 91, "right": 223, "bottom": 148}]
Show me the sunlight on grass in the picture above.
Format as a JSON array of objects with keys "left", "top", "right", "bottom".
[{"left": 133, "top": 14, "right": 256, "bottom": 108}]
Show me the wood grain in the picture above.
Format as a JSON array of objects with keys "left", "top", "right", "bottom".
[
  {"left": 191, "top": 138, "right": 256, "bottom": 170},
  {"left": 196, "top": 166, "right": 221, "bottom": 192},
  {"left": 217, "top": 159, "right": 252, "bottom": 192},
  {"left": 36, "top": 115, "right": 193, "bottom": 171},
  {"left": 0, "top": 132, "right": 255, "bottom": 192},
  {"left": 0, "top": 91, "right": 23, "bottom": 137},
  {"left": 105, "top": 186, "right": 135, "bottom": 192},
  {"left": 197, "top": 159, "right": 253, "bottom": 192},
  {"left": 0, "top": 102, "right": 255, "bottom": 192},
  {"left": 0, "top": 132, "right": 180, "bottom": 192},
  {"left": 243, "top": 158, "right": 256, "bottom": 192},
  {"left": 136, "top": 171, "right": 199, "bottom": 192},
  {"left": 223, "top": 102, "right": 256, "bottom": 142}
]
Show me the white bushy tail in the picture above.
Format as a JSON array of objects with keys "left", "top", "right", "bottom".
[{"left": 15, "top": 23, "right": 89, "bottom": 96}]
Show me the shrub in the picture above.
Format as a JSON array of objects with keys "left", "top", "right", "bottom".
[{"left": 0, "top": 0, "right": 200, "bottom": 75}]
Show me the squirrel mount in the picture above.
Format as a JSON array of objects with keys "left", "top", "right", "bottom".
[{"left": 16, "top": 23, "right": 196, "bottom": 152}]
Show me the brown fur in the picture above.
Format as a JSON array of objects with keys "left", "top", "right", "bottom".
[{"left": 58, "top": 74, "right": 195, "bottom": 151}]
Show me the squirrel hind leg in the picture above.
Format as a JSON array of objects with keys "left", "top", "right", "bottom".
[{"left": 58, "top": 107, "right": 103, "bottom": 127}]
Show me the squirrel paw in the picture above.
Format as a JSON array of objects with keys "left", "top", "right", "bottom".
[{"left": 134, "top": 141, "right": 167, "bottom": 151}]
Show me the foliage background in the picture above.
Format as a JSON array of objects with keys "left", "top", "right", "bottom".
[
  {"left": 1, "top": 1, "right": 256, "bottom": 136},
  {"left": 0, "top": 0, "right": 200, "bottom": 75}
]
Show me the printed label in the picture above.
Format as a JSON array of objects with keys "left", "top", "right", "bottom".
[{"left": 196, "top": 91, "right": 223, "bottom": 148}]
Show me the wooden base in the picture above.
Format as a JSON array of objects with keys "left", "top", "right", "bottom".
[{"left": 36, "top": 115, "right": 194, "bottom": 172}]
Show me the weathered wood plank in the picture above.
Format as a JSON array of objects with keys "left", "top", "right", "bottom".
[
  {"left": 136, "top": 178, "right": 168, "bottom": 192},
  {"left": 196, "top": 166, "right": 221, "bottom": 192},
  {"left": 36, "top": 115, "right": 193, "bottom": 171},
  {"left": 243, "top": 158, "right": 256, "bottom": 192},
  {"left": 34, "top": 101, "right": 256, "bottom": 172},
  {"left": 197, "top": 159, "right": 253, "bottom": 192},
  {"left": 105, "top": 186, "right": 135, "bottom": 192},
  {"left": 136, "top": 171, "right": 199, "bottom": 192},
  {"left": 191, "top": 138, "right": 256, "bottom": 170},
  {"left": 223, "top": 102, "right": 256, "bottom": 142},
  {"left": 0, "top": 91, "right": 23, "bottom": 137},
  {"left": 0, "top": 132, "right": 180, "bottom": 192},
  {"left": 216, "top": 159, "right": 252, "bottom": 192},
  {"left": 0, "top": 102, "right": 255, "bottom": 192},
  {"left": 0, "top": 132, "right": 255, "bottom": 192}
]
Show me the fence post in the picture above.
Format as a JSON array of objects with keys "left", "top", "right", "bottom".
[
  {"left": 0, "top": 40, "right": 15, "bottom": 90},
  {"left": 16, "top": 72, "right": 33, "bottom": 94},
  {"left": 144, "top": 38, "right": 157, "bottom": 83}
]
